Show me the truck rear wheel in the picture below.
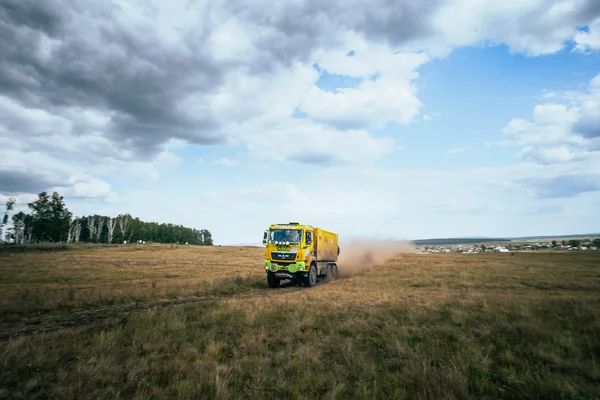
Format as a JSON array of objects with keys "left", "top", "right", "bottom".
[
  {"left": 324, "top": 263, "right": 339, "bottom": 282},
  {"left": 305, "top": 263, "right": 317, "bottom": 287},
  {"left": 267, "top": 272, "right": 280, "bottom": 288},
  {"left": 330, "top": 263, "right": 339, "bottom": 279}
]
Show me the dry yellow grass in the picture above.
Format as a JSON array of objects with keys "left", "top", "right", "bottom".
[
  {"left": 0, "top": 244, "right": 266, "bottom": 314},
  {"left": 0, "top": 245, "right": 599, "bottom": 399}
]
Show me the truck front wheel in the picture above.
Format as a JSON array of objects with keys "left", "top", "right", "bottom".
[{"left": 267, "top": 272, "right": 280, "bottom": 288}]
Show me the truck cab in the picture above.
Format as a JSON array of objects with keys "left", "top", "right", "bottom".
[{"left": 262, "top": 222, "right": 339, "bottom": 288}]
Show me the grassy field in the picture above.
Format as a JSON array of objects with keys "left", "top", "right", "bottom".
[
  {"left": 0, "top": 244, "right": 599, "bottom": 399},
  {"left": 0, "top": 244, "right": 266, "bottom": 314}
]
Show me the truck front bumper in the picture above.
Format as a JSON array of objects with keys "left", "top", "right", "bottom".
[{"left": 265, "top": 260, "right": 306, "bottom": 274}]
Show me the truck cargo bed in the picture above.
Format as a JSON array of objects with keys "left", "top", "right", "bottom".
[{"left": 314, "top": 227, "right": 339, "bottom": 262}]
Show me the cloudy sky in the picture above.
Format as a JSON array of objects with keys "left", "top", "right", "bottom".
[{"left": 1, "top": 0, "right": 600, "bottom": 245}]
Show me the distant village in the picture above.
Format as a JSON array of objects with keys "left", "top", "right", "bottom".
[{"left": 417, "top": 239, "right": 600, "bottom": 254}]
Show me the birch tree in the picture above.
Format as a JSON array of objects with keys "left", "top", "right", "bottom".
[
  {"left": 12, "top": 212, "right": 25, "bottom": 244},
  {"left": 74, "top": 220, "right": 82, "bottom": 243},
  {"left": 1, "top": 197, "right": 16, "bottom": 243},
  {"left": 70, "top": 218, "right": 82, "bottom": 243},
  {"left": 106, "top": 217, "right": 117, "bottom": 244},
  {"left": 24, "top": 214, "right": 33, "bottom": 244},
  {"left": 118, "top": 214, "right": 130, "bottom": 242},
  {"left": 96, "top": 217, "right": 105, "bottom": 242},
  {"left": 87, "top": 216, "right": 96, "bottom": 242},
  {"left": 67, "top": 218, "right": 75, "bottom": 243},
  {"left": 67, "top": 217, "right": 82, "bottom": 243}
]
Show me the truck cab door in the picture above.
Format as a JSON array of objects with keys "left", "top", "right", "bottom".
[{"left": 305, "top": 231, "right": 312, "bottom": 247}]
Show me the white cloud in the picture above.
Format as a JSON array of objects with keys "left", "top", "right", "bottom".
[
  {"left": 300, "top": 73, "right": 423, "bottom": 130},
  {"left": 574, "top": 18, "right": 600, "bottom": 52},
  {"left": 313, "top": 37, "right": 429, "bottom": 79},
  {"left": 496, "top": 74, "right": 600, "bottom": 197},
  {"left": 0, "top": 193, "right": 37, "bottom": 209},
  {"left": 502, "top": 118, "right": 533, "bottom": 135},
  {"left": 502, "top": 74, "right": 600, "bottom": 153},
  {"left": 154, "top": 150, "right": 183, "bottom": 170},
  {"left": 51, "top": 177, "right": 118, "bottom": 203},
  {"left": 445, "top": 147, "right": 470, "bottom": 154},
  {"left": 208, "top": 45, "right": 417, "bottom": 161},
  {"left": 210, "top": 62, "right": 319, "bottom": 126},
  {"left": 206, "top": 13, "right": 258, "bottom": 63},
  {"left": 214, "top": 158, "right": 239, "bottom": 167},
  {"left": 485, "top": 140, "right": 517, "bottom": 147},
  {"left": 300, "top": 49, "right": 429, "bottom": 130},
  {"left": 423, "top": 0, "right": 597, "bottom": 57},
  {"left": 239, "top": 119, "right": 395, "bottom": 165},
  {"left": 0, "top": 95, "right": 181, "bottom": 198},
  {"left": 533, "top": 104, "right": 580, "bottom": 125},
  {"left": 519, "top": 145, "right": 588, "bottom": 165}
]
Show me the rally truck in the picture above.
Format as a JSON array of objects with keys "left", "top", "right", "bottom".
[{"left": 262, "top": 222, "right": 339, "bottom": 288}]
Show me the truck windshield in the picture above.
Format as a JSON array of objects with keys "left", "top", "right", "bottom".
[{"left": 269, "top": 229, "right": 302, "bottom": 244}]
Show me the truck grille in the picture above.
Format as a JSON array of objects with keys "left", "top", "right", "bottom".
[{"left": 271, "top": 252, "right": 296, "bottom": 261}]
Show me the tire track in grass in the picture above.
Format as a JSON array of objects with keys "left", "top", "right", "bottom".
[{"left": 0, "top": 279, "right": 329, "bottom": 341}]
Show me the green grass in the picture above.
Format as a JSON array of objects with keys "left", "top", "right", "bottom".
[{"left": 0, "top": 247, "right": 599, "bottom": 399}]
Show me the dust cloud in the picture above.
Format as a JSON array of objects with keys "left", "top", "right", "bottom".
[{"left": 336, "top": 238, "right": 415, "bottom": 278}]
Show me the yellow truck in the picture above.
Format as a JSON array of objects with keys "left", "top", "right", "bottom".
[{"left": 262, "top": 222, "right": 339, "bottom": 288}]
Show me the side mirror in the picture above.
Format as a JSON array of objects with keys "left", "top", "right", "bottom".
[{"left": 262, "top": 230, "right": 268, "bottom": 245}]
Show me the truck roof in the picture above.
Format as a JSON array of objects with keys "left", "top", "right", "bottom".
[{"left": 270, "top": 223, "right": 313, "bottom": 229}]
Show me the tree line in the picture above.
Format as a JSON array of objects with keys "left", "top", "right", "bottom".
[
  {"left": 414, "top": 237, "right": 510, "bottom": 246},
  {"left": 1, "top": 191, "right": 213, "bottom": 246},
  {"left": 554, "top": 239, "right": 600, "bottom": 248}
]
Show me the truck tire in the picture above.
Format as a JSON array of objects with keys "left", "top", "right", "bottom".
[
  {"left": 330, "top": 263, "right": 339, "bottom": 279},
  {"left": 305, "top": 263, "right": 317, "bottom": 287},
  {"left": 267, "top": 272, "right": 280, "bottom": 288},
  {"left": 324, "top": 263, "right": 339, "bottom": 281}
]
